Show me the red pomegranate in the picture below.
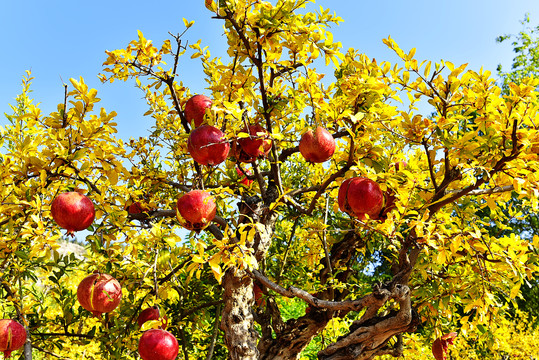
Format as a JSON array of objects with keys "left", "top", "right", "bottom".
[
  {"left": 125, "top": 201, "right": 150, "bottom": 215},
  {"left": 77, "top": 272, "right": 122, "bottom": 317},
  {"left": 184, "top": 94, "right": 212, "bottom": 128},
  {"left": 137, "top": 306, "right": 168, "bottom": 330},
  {"left": 187, "top": 125, "right": 230, "bottom": 166},
  {"left": 0, "top": 319, "right": 26, "bottom": 359},
  {"left": 138, "top": 329, "right": 179, "bottom": 360},
  {"left": 231, "top": 140, "right": 256, "bottom": 163},
  {"left": 176, "top": 190, "right": 216, "bottom": 231},
  {"left": 51, "top": 192, "right": 95, "bottom": 236},
  {"left": 237, "top": 124, "right": 272, "bottom": 159},
  {"left": 338, "top": 177, "right": 384, "bottom": 220},
  {"left": 236, "top": 166, "right": 254, "bottom": 186},
  {"left": 432, "top": 332, "right": 457, "bottom": 360},
  {"left": 299, "top": 126, "right": 336, "bottom": 163}
]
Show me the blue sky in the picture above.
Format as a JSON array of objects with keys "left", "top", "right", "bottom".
[{"left": 2, "top": 0, "right": 539, "bottom": 140}]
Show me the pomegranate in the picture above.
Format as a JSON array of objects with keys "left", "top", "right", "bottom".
[
  {"left": 176, "top": 190, "right": 216, "bottom": 231},
  {"left": 237, "top": 124, "right": 272, "bottom": 159},
  {"left": 125, "top": 201, "right": 150, "bottom": 215},
  {"left": 77, "top": 272, "right": 122, "bottom": 317},
  {"left": 231, "top": 140, "right": 256, "bottom": 163},
  {"left": 187, "top": 125, "right": 230, "bottom": 166},
  {"left": 0, "top": 320, "right": 26, "bottom": 359},
  {"left": 338, "top": 177, "right": 384, "bottom": 220},
  {"left": 184, "top": 94, "right": 212, "bottom": 128},
  {"left": 236, "top": 166, "right": 254, "bottom": 186},
  {"left": 299, "top": 126, "right": 336, "bottom": 163},
  {"left": 432, "top": 332, "right": 457, "bottom": 360},
  {"left": 137, "top": 306, "right": 168, "bottom": 330},
  {"left": 138, "top": 329, "right": 179, "bottom": 360},
  {"left": 51, "top": 192, "right": 95, "bottom": 236}
]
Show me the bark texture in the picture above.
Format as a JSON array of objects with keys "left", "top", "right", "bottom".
[{"left": 220, "top": 270, "right": 258, "bottom": 360}]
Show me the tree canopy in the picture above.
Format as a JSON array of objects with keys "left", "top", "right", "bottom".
[{"left": 2, "top": 1, "right": 539, "bottom": 359}]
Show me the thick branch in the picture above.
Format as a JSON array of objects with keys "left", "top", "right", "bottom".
[
  {"left": 249, "top": 269, "right": 390, "bottom": 313},
  {"left": 318, "top": 285, "right": 415, "bottom": 360}
]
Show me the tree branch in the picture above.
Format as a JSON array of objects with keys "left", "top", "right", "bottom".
[{"left": 249, "top": 269, "right": 391, "bottom": 312}]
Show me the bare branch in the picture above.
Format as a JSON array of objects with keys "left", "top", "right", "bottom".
[{"left": 249, "top": 269, "right": 390, "bottom": 312}]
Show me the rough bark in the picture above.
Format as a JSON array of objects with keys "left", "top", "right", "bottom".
[
  {"left": 220, "top": 270, "right": 259, "bottom": 360},
  {"left": 318, "top": 284, "right": 418, "bottom": 360},
  {"left": 258, "top": 311, "right": 333, "bottom": 360},
  {"left": 220, "top": 182, "right": 279, "bottom": 360}
]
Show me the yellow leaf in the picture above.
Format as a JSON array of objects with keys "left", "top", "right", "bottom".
[
  {"left": 424, "top": 61, "right": 431, "bottom": 78},
  {"left": 436, "top": 250, "right": 446, "bottom": 264},
  {"left": 510, "top": 283, "right": 521, "bottom": 299},
  {"left": 486, "top": 196, "right": 496, "bottom": 211},
  {"left": 183, "top": 18, "right": 194, "bottom": 29},
  {"left": 108, "top": 170, "right": 118, "bottom": 185},
  {"left": 533, "top": 235, "right": 539, "bottom": 249},
  {"left": 141, "top": 320, "right": 162, "bottom": 331}
]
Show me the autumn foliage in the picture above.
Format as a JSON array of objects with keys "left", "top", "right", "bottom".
[{"left": 2, "top": 0, "right": 539, "bottom": 359}]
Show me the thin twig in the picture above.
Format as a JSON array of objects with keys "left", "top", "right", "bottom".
[
  {"left": 205, "top": 303, "right": 222, "bottom": 360},
  {"left": 32, "top": 344, "right": 73, "bottom": 360}
]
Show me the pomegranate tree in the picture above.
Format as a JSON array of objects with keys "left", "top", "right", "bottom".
[
  {"left": 184, "top": 94, "right": 212, "bottom": 128},
  {"left": 0, "top": 320, "right": 26, "bottom": 359},
  {"left": 137, "top": 306, "right": 168, "bottom": 330},
  {"left": 298, "top": 126, "right": 336, "bottom": 163},
  {"left": 138, "top": 329, "right": 179, "bottom": 360},
  {"left": 77, "top": 272, "right": 122, "bottom": 317},
  {"left": 51, "top": 191, "right": 95, "bottom": 236},
  {"left": 187, "top": 125, "right": 230, "bottom": 166},
  {"left": 176, "top": 190, "right": 216, "bottom": 231},
  {"left": 338, "top": 177, "right": 384, "bottom": 220},
  {"left": 237, "top": 124, "right": 272, "bottom": 159}
]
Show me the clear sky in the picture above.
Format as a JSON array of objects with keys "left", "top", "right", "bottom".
[{"left": 2, "top": 0, "right": 539, "bottom": 140}]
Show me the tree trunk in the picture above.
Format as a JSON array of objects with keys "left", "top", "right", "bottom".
[{"left": 220, "top": 269, "right": 259, "bottom": 360}]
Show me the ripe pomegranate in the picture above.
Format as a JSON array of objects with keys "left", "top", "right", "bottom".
[
  {"left": 231, "top": 140, "right": 256, "bottom": 163},
  {"left": 77, "top": 272, "right": 122, "bottom": 317},
  {"left": 236, "top": 166, "right": 254, "bottom": 186},
  {"left": 432, "top": 332, "right": 457, "bottom": 360},
  {"left": 51, "top": 192, "right": 95, "bottom": 236},
  {"left": 187, "top": 125, "right": 230, "bottom": 166},
  {"left": 0, "top": 319, "right": 26, "bottom": 359},
  {"left": 184, "top": 94, "right": 212, "bottom": 128},
  {"left": 237, "top": 124, "right": 272, "bottom": 159},
  {"left": 137, "top": 306, "right": 168, "bottom": 330},
  {"left": 299, "top": 126, "right": 336, "bottom": 163},
  {"left": 125, "top": 201, "right": 150, "bottom": 215},
  {"left": 138, "top": 329, "right": 179, "bottom": 360},
  {"left": 176, "top": 190, "right": 216, "bottom": 231},
  {"left": 338, "top": 177, "right": 384, "bottom": 220}
]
